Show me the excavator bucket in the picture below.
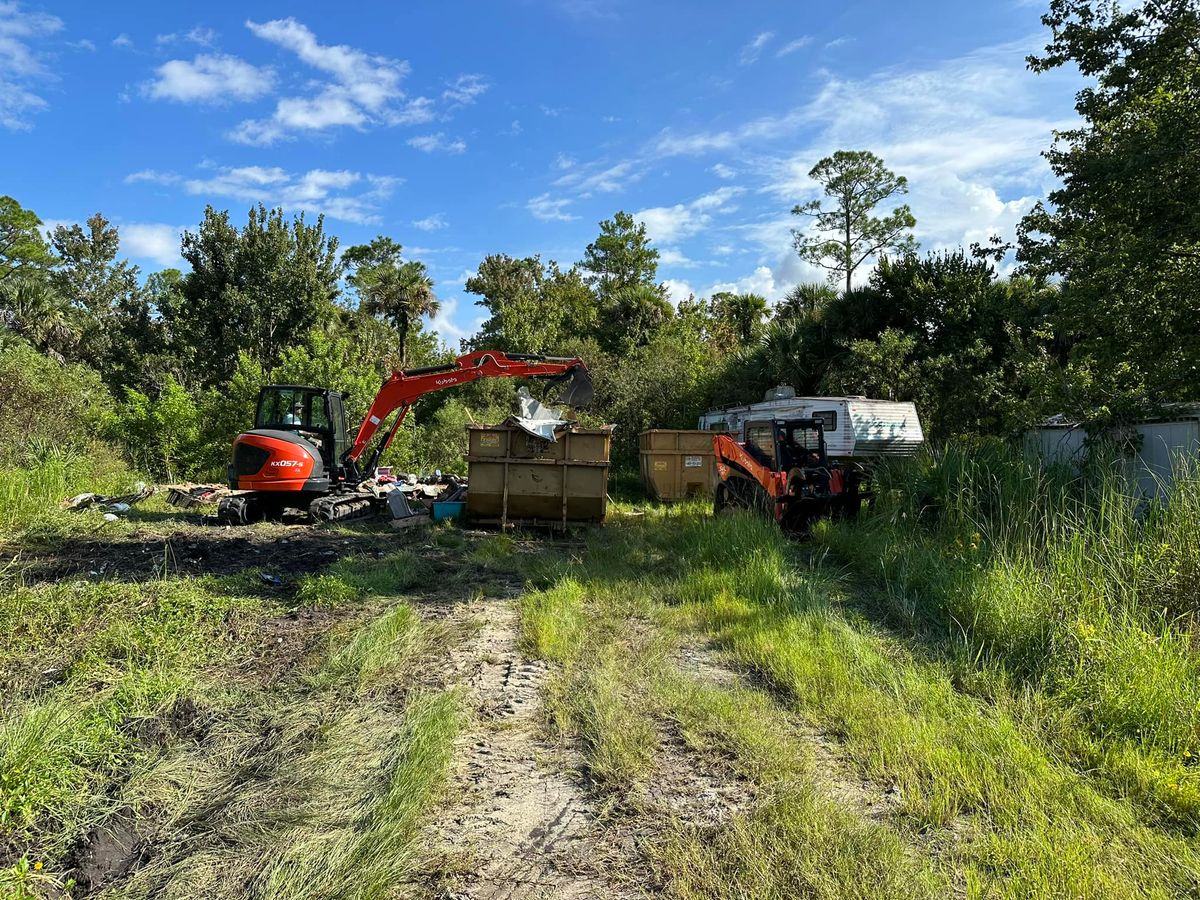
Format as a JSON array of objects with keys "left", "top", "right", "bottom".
[{"left": 553, "top": 365, "right": 594, "bottom": 408}]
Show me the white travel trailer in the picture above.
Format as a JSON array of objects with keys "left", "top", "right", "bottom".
[{"left": 698, "top": 387, "right": 925, "bottom": 459}]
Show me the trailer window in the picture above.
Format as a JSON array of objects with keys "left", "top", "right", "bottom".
[{"left": 811, "top": 410, "right": 837, "bottom": 431}]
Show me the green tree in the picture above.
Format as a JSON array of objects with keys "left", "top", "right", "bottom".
[
  {"left": 581, "top": 211, "right": 660, "bottom": 298},
  {"left": 603, "top": 283, "right": 673, "bottom": 353},
  {"left": 0, "top": 196, "right": 55, "bottom": 284},
  {"left": 776, "top": 282, "right": 838, "bottom": 323},
  {"left": 174, "top": 205, "right": 341, "bottom": 385},
  {"left": 791, "top": 150, "right": 917, "bottom": 295},
  {"left": 343, "top": 237, "right": 439, "bottom": 366},
  {"left": 580, "top": 212, "right": 669, "bottom": 352},
  {"left": 49, "top": 214, "right": 146, "bottom": 381},
  {"left": 1018, "top": 0, "right": 1200, "bottom": 417},
  {"left": 0, "top": 274, "right": 76, "bottom": 360},
  {"left": 466, "top": 255, "right": 595, "bottom": 353},
  {"left": 710, "top": 291, "right": 769, "bottom": 344}
]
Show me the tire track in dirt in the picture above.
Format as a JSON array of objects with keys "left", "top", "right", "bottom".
[
  {"left": 673, "top": 638, "right": 968, "bottom": 881},
  {"left": 673, "top": 640, "right": 906, "bottom": 825},
  {"left": 420, "top": 597, "right": 639, "bottom": 900}
]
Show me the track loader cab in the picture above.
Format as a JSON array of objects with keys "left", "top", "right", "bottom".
[
  {"left": 227, "top": 385, "right": 352, "bottom": 512},
  {"left": 713, "top": 416, "right": 864, "bottom": 532}
]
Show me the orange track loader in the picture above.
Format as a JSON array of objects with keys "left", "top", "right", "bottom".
[{"left": 712, "top": 417, "right": 869, "bottom": 532}]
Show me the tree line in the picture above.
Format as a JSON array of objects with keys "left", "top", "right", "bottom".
[{"left": 0, "top": 0, "right": 1196, "bottom": 478}]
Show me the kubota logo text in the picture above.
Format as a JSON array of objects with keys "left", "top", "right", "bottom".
[{"left": 435, "top": 377, "right": 458, "bottom": 385}]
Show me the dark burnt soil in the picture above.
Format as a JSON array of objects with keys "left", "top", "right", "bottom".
[{"left": 2, "top": 522, "right": 400, "bottom": 585}]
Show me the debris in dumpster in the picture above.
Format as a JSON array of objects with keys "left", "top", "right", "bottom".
[
  {"left": 506, "top": 387, "right": 570, "bottom": 442},
  {"left": 63, "top": 483, "right": 154, "bottom": 513}
]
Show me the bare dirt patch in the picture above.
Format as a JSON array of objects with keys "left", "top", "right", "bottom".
[
  {"left": 419, "top": 597, "right": 640, "bottom": 899},
  {"left": 2, "top": 522, "right": 398, "bottom": 585}
]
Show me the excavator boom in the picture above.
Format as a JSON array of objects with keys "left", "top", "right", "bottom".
[{"left": 349, "top": 351, "right": 592, "bottom": 472}]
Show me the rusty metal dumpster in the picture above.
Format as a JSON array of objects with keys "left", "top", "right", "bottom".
[
  {"left": 466, "top": 424, "right": 612, "bottom": 528},
  {"left": 639, "top": 429, "right": 722, "bottom": 501}
]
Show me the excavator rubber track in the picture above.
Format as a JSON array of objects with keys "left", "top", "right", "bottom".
[{"left": 308, "top": 492, "right": 379, "bottom": 523}]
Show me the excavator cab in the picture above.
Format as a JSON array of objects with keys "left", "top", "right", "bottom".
[{"left": 253, "top": 385, "right": 351, "bottom": 473}]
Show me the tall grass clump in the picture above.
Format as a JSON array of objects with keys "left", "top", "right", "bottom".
[{"left": 820, "top": 438, "right": 1200, "bottom": 819}]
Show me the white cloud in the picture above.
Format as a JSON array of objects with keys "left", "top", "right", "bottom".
[
  {"left": 145, "top": 54, "right": 275, "bottom": 103},
  {"left": 67, "top": 38, "right": 94, "bottom": 51},
  {"left": 659, "top": 248, "right": 700, "bottom": 268},
  {"left": 121, "top": 223, "right": 184, "bottom": 266},
  {"left": 552, "top": 159, "right": 637, "bottom": 195},
  {"left": 526, "top": 193, "right": 577, "bottom": 222},
  {"left": 412, "top": 213, "right": 448, "bottom": 231},
  {"left": 442, "top": 73, "right": 488, "bottom": 106},
  {"left": 663, "top": 278, "right": 695, "bottom": 306},
  {"left": 124, "top": 168, "right": 181, "bottom": 185},
  {"left": 0, "top": 1, "right": 63, "bottom": 129},
  {"left": 756, "top": 42, "right": 1074, "bottom": 258},
  {"left": 825, "top": 37, "right": 851, "bottom": 50},
  {"left": 127, "top": 164, "right": 400, "bottom": 225},
  {"left": 540, "top": 104, "right": 562, "bottom": 117},
  {"left": 634, "top": 187, "right": 744, "bottom": 244},
  {"left": 111, "top": 33, "right": 133, "bottom": 49},
  {"left": 776, "top": 36, "right": 812, "bottom": 57},
  {"left": 407, "top": 132, "right": 466, "bottom": 154},
  {"left": 553, "top": 152, "right": 576, "bottom": 171},
  {"left": 427, "top": 295, "right": 485, "bottom": 345},
  {"left": 155, "top": 26, "right": 217, "bottom": 47},
  {"left": 706, "top": 265, "right": 783, "bottom": 301},
  {"left": 504, "top": 119, "right": 522, "bottom": 135},
  {"left": 740, "top": 31, "right": 774, "bottom": 65},
  {"left": 710, "top": 163, "right": 736, "bottom": 179},
  {"left": 231, "top": 17, "right": 438, "bottom": 144}
]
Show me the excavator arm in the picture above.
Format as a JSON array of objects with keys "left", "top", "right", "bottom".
[{"left": 348, "top": 350, "right": 592, "bottom": 476}]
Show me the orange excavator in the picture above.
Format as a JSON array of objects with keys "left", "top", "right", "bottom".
[{"left": 219, "top": 350, "right": 592, "bottom": 524}]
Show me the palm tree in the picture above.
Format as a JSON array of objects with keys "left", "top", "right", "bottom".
[
  {"left": 776, "top": 282, "right": 837, "bottom": 324},
  {"left": 0, "top": 274, "right": 78, "bottom": 360},
  {"left": 711, "top": 291, "right": 768, "bottom": 344},
  {"left": 345, "top": 238, "right": 440, "bottom": 366}
]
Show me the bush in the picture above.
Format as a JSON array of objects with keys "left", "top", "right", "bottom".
[{"left": 0, "top": 339, "right": 114, "bottom": 467}]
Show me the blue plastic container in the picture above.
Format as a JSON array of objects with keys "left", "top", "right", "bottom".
[{"left": 432, "top": 500, "right": 467, "bottom": 522}]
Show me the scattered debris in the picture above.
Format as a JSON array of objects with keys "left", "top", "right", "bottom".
[
  {"left": 164, "top": 483, "right": 234, "bottom": 509},
  {"left": 62, "top": 483, "right": 153, "bottom": 513},
  {"left": 260, "top": 573, "right": 283, "bottom": 588},
  {"left": 390, "top": 512, "right": 432, "bottom": 531}
]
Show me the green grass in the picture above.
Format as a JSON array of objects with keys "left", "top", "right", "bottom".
[
  {"left": 521, "top": 507, "right": 950, "bottom": 897},
  {"left": 818, "top": 440, "right": 1200, "bottom": 825},
  {"left": 0, "top": 533, "right": 464, "bottom": 899},
  {"left": 520, "top": 504, "right": 1200, "bottom": 898},
  {"left": 0, "top": 450, "right": 144, "bottom": 540}
]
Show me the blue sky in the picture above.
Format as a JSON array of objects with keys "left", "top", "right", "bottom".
[{"left": 2, "top": 0, "right": 1081, "bottom": 345}]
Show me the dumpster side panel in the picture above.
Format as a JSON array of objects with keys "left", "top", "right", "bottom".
[
  {"left": 466, "top": 425, "right": 611, "bottom": 527},
  {"left": 638, "top": 429, "right": 721, "bottom": 501}
]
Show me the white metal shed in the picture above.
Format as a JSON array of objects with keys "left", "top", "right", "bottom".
[{"left": 1025, "top": 406, "right": 1200, "bottom": 498}]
